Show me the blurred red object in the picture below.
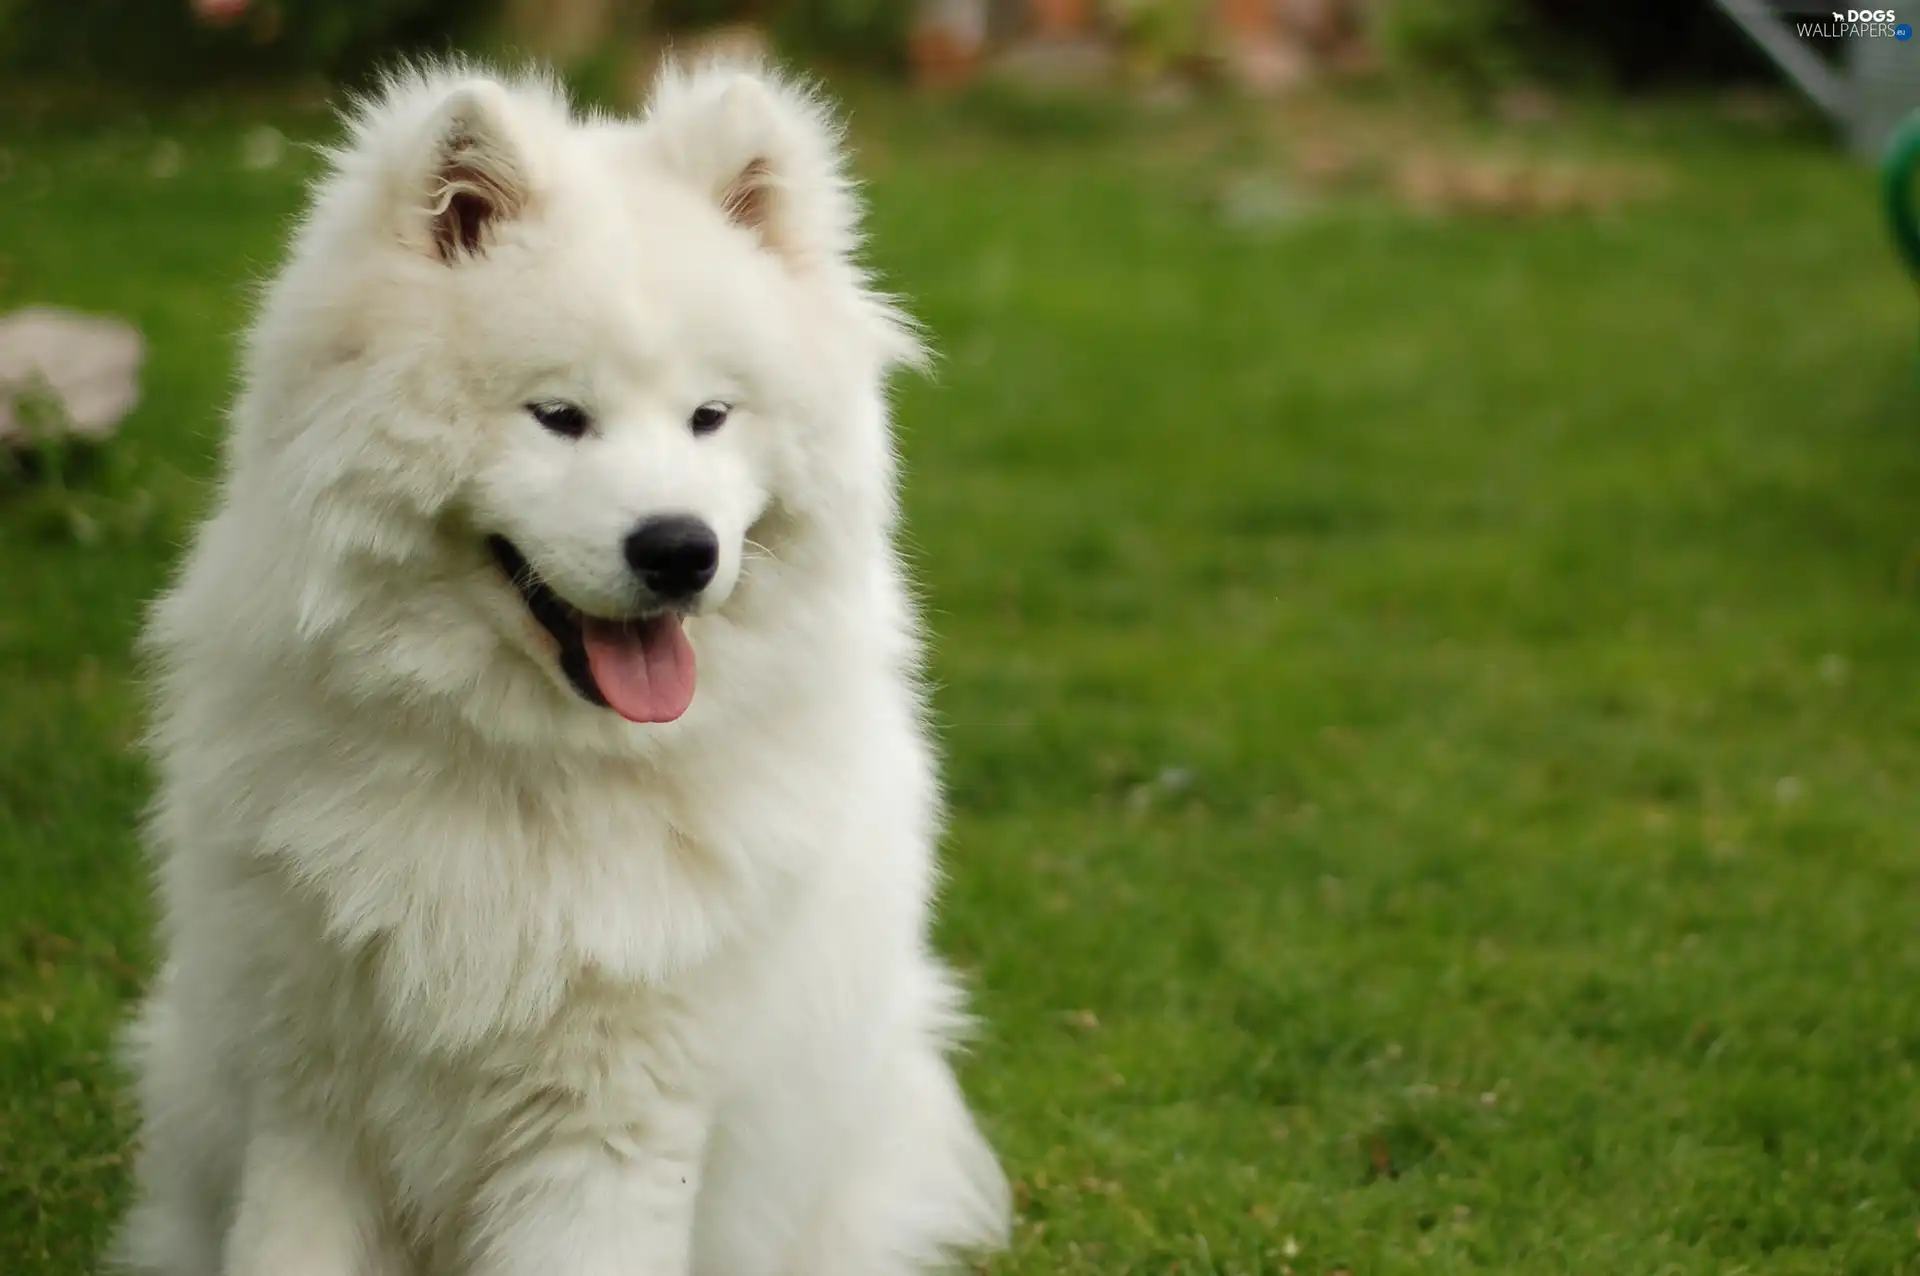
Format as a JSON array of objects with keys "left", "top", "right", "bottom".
[
  {"left": 192, "top": 0, "right": 251, "bottom": 28},
  {"left": 1031, "top": 0, "right": 1092, "bottom": 36},
  {"left": 909, "top": 27, "right": 981, "bottom": 90},
  {"left": 911, "top": 0, "right": 988, "bottom": 89}
]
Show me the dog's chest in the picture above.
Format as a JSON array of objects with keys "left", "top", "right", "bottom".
[{"left": 302, "top": 764, "right": 798, "bottom": 1060}]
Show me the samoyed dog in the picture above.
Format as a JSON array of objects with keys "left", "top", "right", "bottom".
[{"left": 114, "top": 60, "right": 1008, "bottom": 1276}]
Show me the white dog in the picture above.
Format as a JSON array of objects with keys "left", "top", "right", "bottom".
[{"left": 114, "top": 59, "right": 1008, "bottom": 1276}]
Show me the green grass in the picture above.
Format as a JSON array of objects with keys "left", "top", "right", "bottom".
[{"left": 5, "top": 85, "right": 1920, "bottom": 1274}]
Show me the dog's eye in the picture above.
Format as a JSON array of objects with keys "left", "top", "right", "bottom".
[
  {"left": 527, "top": 401, "right": 590, "bottom": 439},
  {"left": 689, "top": 402, "right": 731, "bottom": 436}
]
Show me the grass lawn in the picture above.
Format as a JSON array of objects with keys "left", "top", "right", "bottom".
[{"left": 4, "top": 81, "right": 1920, "bottom": 1275}]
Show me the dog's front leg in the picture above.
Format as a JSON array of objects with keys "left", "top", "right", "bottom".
[
  {"left": 465, "top": 1109, "right": 709, "bottom": 1276},
  {"left": 223, "top": 1112, "right": 402, "bottom": 1276}
]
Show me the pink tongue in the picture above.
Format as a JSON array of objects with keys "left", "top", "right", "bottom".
[{"left": 581, "top": 615, "right": 696, "bottom": 724}]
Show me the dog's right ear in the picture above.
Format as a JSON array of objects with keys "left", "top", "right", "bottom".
[{"left": 417, "top": 82, "right": 532, "bottom": 264}]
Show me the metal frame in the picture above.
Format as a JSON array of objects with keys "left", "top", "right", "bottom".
[{"left": 1714, "top": 0, "right": 1920, "bottom": 154}]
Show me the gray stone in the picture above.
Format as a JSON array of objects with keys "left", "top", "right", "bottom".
[{"left": 0, "top": 307, "right": 144, "bottom": 446}]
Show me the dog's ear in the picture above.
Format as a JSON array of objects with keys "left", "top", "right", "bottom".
[
  {"left": 419, "top": 81, "right": 533, "bottom": 263},
  {"left": 641, "top": 65, "right": 860, "bottom": 269}
]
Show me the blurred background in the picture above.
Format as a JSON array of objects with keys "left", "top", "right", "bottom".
[{"left": 9, "top": 3, "right": 1920, "bottom": 1274}]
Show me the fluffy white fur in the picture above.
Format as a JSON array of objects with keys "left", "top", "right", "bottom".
[{"left": 116, "top": 60, "right": 1007, "bottom": 1276}]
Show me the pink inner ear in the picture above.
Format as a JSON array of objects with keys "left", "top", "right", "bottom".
[
  {"left": 719, "top": 158, "right": 775, "bottom": 236},
  {"left": 434, "top": 178, "right": 492, "bottom": 259},
  {"left": 429, "top": 144, "right": 524, "bottom": 263}
]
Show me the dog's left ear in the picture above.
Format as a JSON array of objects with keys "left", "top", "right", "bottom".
[{"left": 641, "top": 65, "right": 860, "bottom": 269}]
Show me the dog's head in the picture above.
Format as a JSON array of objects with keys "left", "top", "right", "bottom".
[{"left": 231, "top": 63, "right": 920, "bottom": 733}]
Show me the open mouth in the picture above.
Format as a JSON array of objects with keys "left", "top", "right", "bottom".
[{"left": 486, "top": 535, "right": 697, "bottom": 724}]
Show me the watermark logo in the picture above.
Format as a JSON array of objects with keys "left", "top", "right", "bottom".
[{"left": 1798, "top": 7, "right": 1908, "bottom": 35}]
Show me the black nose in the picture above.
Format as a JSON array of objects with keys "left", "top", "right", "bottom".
[{"left": 624, "top": 515, "right": 718, "bottom": 600}]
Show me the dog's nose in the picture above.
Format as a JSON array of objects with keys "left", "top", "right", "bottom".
[{"left": 624, "top": 515, "right": 719, "bottom": 600}]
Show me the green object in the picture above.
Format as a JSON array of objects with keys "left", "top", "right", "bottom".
[{"left": 1881, "top": 108, "right": 1920, "bottom": 278}]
